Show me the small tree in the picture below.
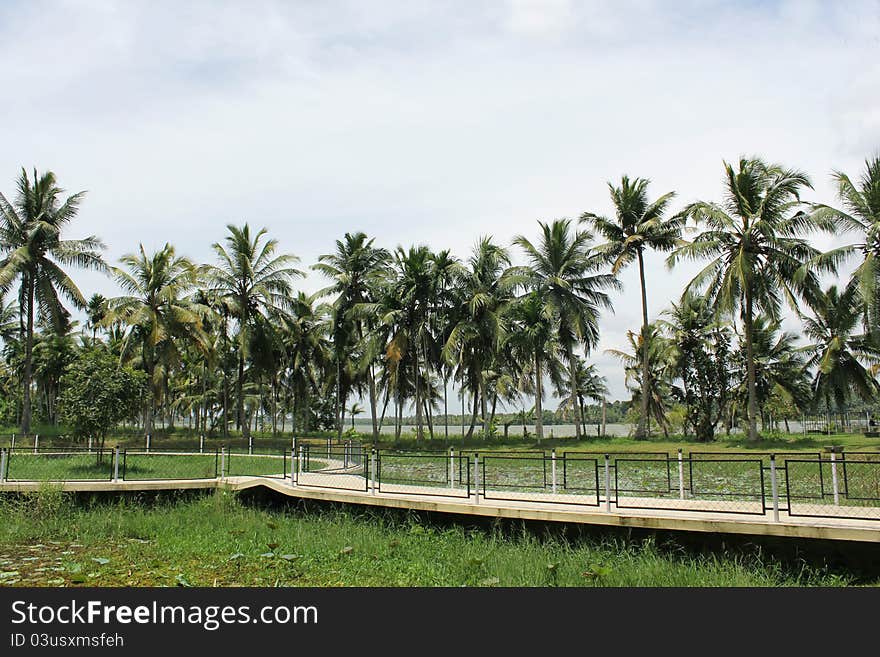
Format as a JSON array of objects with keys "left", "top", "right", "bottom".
[{"left": 58, "top": 349, "right": 147, "bottom": 452}]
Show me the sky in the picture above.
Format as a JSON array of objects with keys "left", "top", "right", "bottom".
[{"left": 1, "top": 0, "right": 879, "bottom": 407}]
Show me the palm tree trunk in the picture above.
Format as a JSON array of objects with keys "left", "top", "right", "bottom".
[
  {"left": 443, "top": 374, "right": 448, "bottom": 440},
  {"left": 237, "top": 350, "right": 249, "bottom": 440},
  {"left": 743, "top": 289, "right": 759, "bottom": 441},
  {"left": 480, "top": 380, "right": 488, "bottom": 437},
  {"left": 415, "top": 346, "right": 423, "bottom": 441},
  {"left": 567, "top": 346, "right": 582, "bottom": 440},
  {"left": 368, "top": 364, "right": 379, "bottom": 443},
  {"left": 465, "top": 390, "right": 478, "bottom": 439},
  {"left": 20, "top": 277, "right": 34, "bottom": 436},
  {"left": 636, "top": 248, "right": 650, "bottom": 440},
  {"left": 534, "top": 352, "right": 544, "bottom": 442}
]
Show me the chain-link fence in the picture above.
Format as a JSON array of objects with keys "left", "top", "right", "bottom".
[
  {"left": 122, "top": 450, "right": 219, "bottom": 480},
  {"left": 4, "top": 447, "right": 113, "bottom": 481}
]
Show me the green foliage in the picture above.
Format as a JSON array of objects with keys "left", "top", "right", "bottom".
[{"left": 58, "top": 349, "right": 147, "bottom": 439}]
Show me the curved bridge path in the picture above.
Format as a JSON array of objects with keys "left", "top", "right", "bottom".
[{"left": 2, "top": 471, "right": 879, "bottom": 545}]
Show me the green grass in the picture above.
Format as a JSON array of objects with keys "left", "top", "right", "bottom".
[{"left": 0, "top": 489, "right": 858, "bottom": 587}]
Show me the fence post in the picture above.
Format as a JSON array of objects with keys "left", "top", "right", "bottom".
[
  {"left": 199, "top": 435, "right": 204, "bottom": 453},
  {"left": 34, "top": 434, "right": 39, "bottom": 454},
  {"left": 604, "top": 454, "right": 611, "bottom": 512},
  {"left": 370, "top": 449, "right": 377, "bottom": 495},
  {"left": 678, "top": 449, "right": 685, "bottom": 500},
  {"left": 219, "top": 447, "right": 226, "bottom": 481},
  {"left": 327, "top": 438, "right": 331, "bottom": 461},
  {"left": 290, "top": 448, "right": 296, "bottom": 485},
  {"left": 298, "top": 445, "right": 305, "bottom": 479},
  {"left": 88, "top": 436, "right": 93, "bottom": 452},
  {"left": 830, "top": 448, "right": 840, "bottom": 506},
  {"left": 551, "top": 450, "right": 557, "bottom": 494},
  {"left": 113, "top": 447, "right": 120, "bottom": 482},
  {"left": 769, "top": 454, "right": 780, "bottom": 522},
  {"left": 474, "top": 453, "right": 480, "bottom": 504},
  {"left": 10, "top": 434, "right": 14, "bottom": 450},
  {"left": 146, "top": 433, "right": 151, "bottom": 453},
  {"left": 448, "top": 448, "right": 455, "bottom": 489},
  {"left": 0, "top": 447, "right": 7, "bottom": 482},
  {"left": 248, "top": 434, "right": 253, "bottom": 456}
]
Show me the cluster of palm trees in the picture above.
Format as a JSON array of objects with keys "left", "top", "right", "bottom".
[{"left": 0, "top": 154, "right": 878, "bottom": 443}]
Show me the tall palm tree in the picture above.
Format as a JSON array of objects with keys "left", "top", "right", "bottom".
[
  {"left": 105, "top": 244, "right": 206, "bottom": 438},
  {"left": 505, "top": 291, "right": 557, "bottom": 441},
  {"left": 513, "top": 219, "right": 618, "bottom": 440},
  {"left": 313, "top": 232, "right": 390, "bottom": 441},
  {"left": 580, "top": 176, "right": 679, "bottom": 438},
  {"left": 667, "top": 157, "right": 833, "bottom": 441},
  {"left": 801, "top": 281, "right": 880, "bottom": 420},
  {"left": 809, "top": 156, "right": 880, "bottom": 333},
  {"left": 0, "top": 169, "right": 107, "bottom": 434},
  {"left": 205, "top": 223, "right": 303, "bottom": 441},
  {"left": 443, "top": 238, "right": 516, "bottom": 439}
]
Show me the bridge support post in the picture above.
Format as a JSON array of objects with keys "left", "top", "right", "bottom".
[
  {"left": 449, "top": 448, "right": 455, "bottom": 489},
  {"left": 473, "top": 454, "right": 480, "bottom": 505},
  {"left": 830, "top": 449, "right": 840, "bottom": 506},
  {"left": 604, "top": 454, "right": 611, "bottom": 512},
  {"left": 678, "top": 449, "right": 685, "bottom": 500},
  {"left": 770, "top": 454, "right": 780, "bottom": 522}
]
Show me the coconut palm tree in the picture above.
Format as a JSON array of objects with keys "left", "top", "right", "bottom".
[
  {"left": 667, "top": 157, "right": 833, "bottom": 441},
  {"left": 580, "top": 176, "right": 679, "bottom": 438},
  {"left": 505, "top": 291, "right": 557, "bottom": 442},
  {"left": 808, "top": 156, "right": 880, "bottom": 333},
  {"left": 85, "top": 293, "right": 107, "bottom": 344},
  {"left": 801, "top": 281, "right": 880, "bottom": 422},
  {"left": 0, "top": 169, "right": 107, "bottom": 435},
  {"left": 205, "top": 223, "right": 303, "bottom": 441},
  {"left": 513, "top": 219, "right": 618, "bottom": 440},
  {"left": 313, "top": 232, "right": 390, "bottom": 441},
  {"left": 443, "top": 238, "right": 516, "bottom": 439},
  {"left": 105, "top": 244, "right": 206, "bottom": 439}
]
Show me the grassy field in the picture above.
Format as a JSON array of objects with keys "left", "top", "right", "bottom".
[{"left": 0, "top": 489, "right": 859, "bottom": 587}]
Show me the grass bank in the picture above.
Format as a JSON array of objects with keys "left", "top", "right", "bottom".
[{"left": 0, "top": 489, "right": 857, "bottom": 587}]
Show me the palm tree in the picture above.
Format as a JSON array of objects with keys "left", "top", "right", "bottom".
[
  {"left": 505, "top": 291, "right": 557, "bottom": 441},
  {"left": 801, "top": 281, "right": 880, "bottom": 422},
  {"left": 85, "top": 293, "right": 107, "bottom": 344},
  {"left": 313, "top": 232, "right": 390, "bottom": 442},
  {"left": 443, "top": 238, "right": 516, "bottom": 439},
  {"left": 581, "top": 176, "right": 679, "bottom": 438},
  {"left": 667, "top": 157, "right": 832, "bottom": 441},
  {"left": 205, "top": 223, "right": 303, "bottom": 441},
  {"left": 105, "top": 244, "right": 206, "bottom": 439},
  {"left": 607, "top": 325, "right": 675, "bottom": 438},
  {"left": 809, "top": 156, "right": 880, "bottom": 333},
  {"left": 513, "top": 219, "right": 618, "bottom": 440},
  {"left": 348, "top": 402, "right": 364, "bottom": 429},
  {"left": 0, "top": 169, "right": 107, "bottom": 435}
]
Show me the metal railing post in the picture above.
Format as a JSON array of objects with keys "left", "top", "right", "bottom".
[
  {"left": 10, "top": 434, "right": 14, "bottom": 450},
  {"left": 88, "top": 436, "right": 93, "bottom": 452},
  {"left": 219, "top": 447, "right": 227, "bottom": 481},
  {"left": 370, "top": 449, "right": 377, "bottom": 495},
  {"left": 113, "top": 447, "right": 120, "bottom": 482},
  {"left": 199, "top": 434, "right": 205, "bottom": 453},
  {"left": 34, "top": 434, "right": 39, "bottom": 454},
  {"left": 551, "top": 450, "right": 557, "bottom": 494},
  {"left": 290, "top": 448, "right": 296, "bottom": 485},
  {"left": 298, "top": 445, "right": 305, "bottom": 479},
  {"left": 0, "top": 447, "right": 7, "bottom": 482},
  {"left": 678, "top": 449, "right": 685, "bottom": 500},
  {"left": 146, "top": 433, "right": 151, "bottom": 453},
  {"left": 604, "top": 454, "right": 611, "bottom": 512},
  {"left": 248, "top": 434, "right": 253, "bottom": 455},
  {"left": 770, "top": 454, "right": 780, "bottom": 522},
  {"left": 450, "top": 448, "right": 456, "bottom": 489},
  {"left": 830, "top": 449, "right": 840, "bottom": 506},
  {"left": 474, "top": 454, "right": 480, "bottom": 504}
]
